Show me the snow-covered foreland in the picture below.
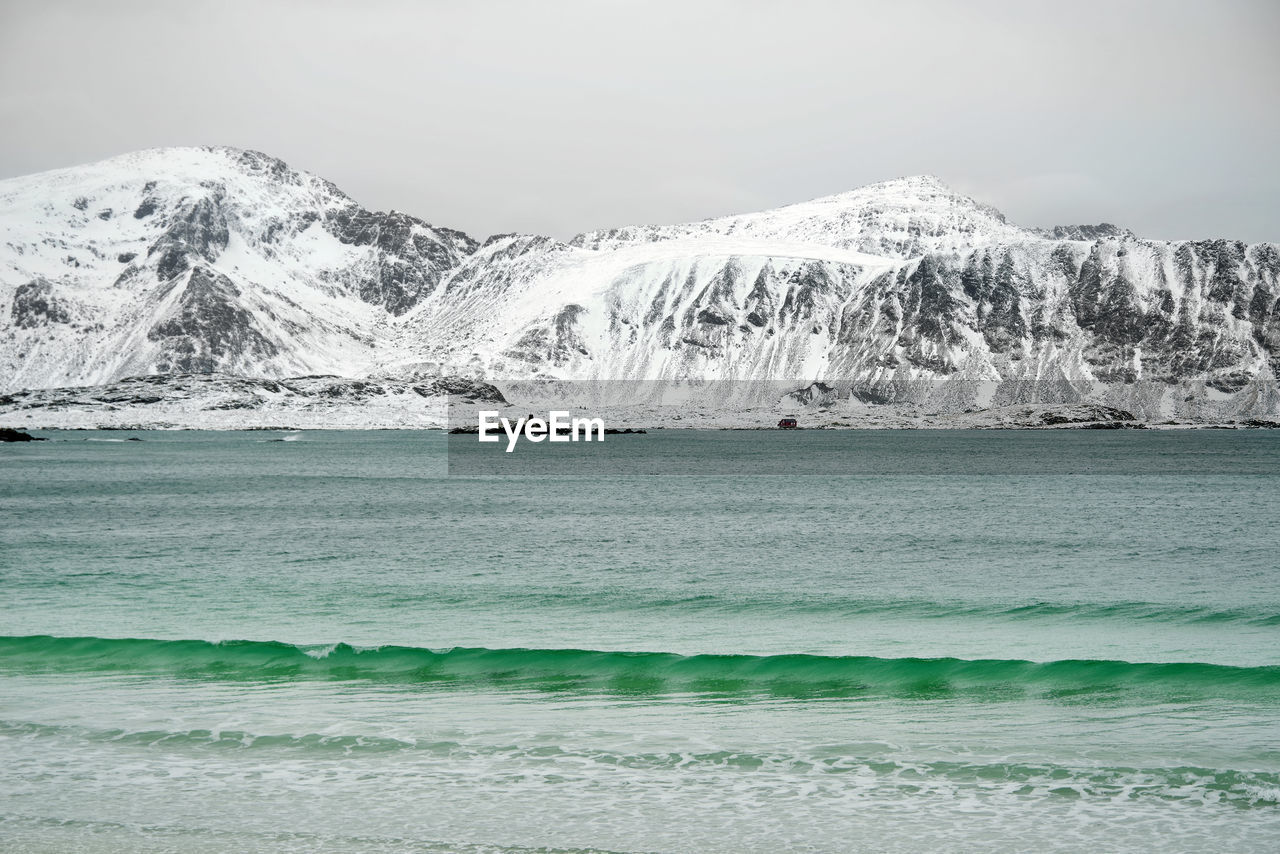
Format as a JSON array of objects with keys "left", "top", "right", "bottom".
[
  {"left": 0, "top": 374, "right": 505, "bottom": 430},
  {"left": 2, "top": 146, "right": 1278, "bottom": 429}
]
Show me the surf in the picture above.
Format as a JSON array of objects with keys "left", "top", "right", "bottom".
[{"left": 3, "top": 635, "right": 1277, "bottom": 701}]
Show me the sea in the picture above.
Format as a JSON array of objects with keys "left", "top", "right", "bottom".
[{"left": 1, "top": 429, "right": 1278, "bottom": 853}]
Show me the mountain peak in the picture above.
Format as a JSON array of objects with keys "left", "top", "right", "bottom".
[
  {"left": 866, "top": 174, "right": 952, "bottom": 191},
  {"left": 792, "top": 174, "right": 984, "bottom": 214},
  {"left": 3, "top": 146, "right": 284, "bottom": 185},
  {"left": 573, "top": 173, "right": 1029, "bottom": 258},
  {"left": 0, "top": 144, "right": 483, "bottom": 388}
]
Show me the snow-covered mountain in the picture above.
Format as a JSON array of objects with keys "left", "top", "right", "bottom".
[
  {"left": 2, "top": 146, "right": 1278, "bottom": 424},
  {"left": 0, "top": 146, "right": 473, "bottom": 390}
]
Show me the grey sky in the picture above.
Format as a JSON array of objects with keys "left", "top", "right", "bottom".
[{"left": 1, "top": 0, "right": 1277, "bottom": 242}]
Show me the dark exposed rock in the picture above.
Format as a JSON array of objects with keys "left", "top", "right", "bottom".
[
  {"left": 851, "top": 386, "right": 898, "bottom": 405},
  {"left": 784, "top": 382, "right": 838, "bottom": 406},
  {"left": 779, "top": 261, "right": 834, "bottom": 324},
  {"left": 11, "top": 279, "right": 70, "bottom": 328},
  {"left": 172, "top": 192, "right": 230, "bottom": 260},
  {"left": 325, "top": 206, "right": 477, "bottom": 314},
  {"left": 742, "top": 266, "right": 777, "bottom": 330},
  {"left": 894, "top": 257, "right": 964, "bottom": 373},
  {"left": 219, "top": 148, "right": 299, "bottom": 186},
  {"left": 507, "top": 305, "right": 591, "bottom": 365},
  {"left": 1037, "top": 223, "right": 1136, "bottom": 241},
  {"left": 962, "top": 251, "right": 1027, "bottom": 353},
  {"left": 413, "top": 377, "right": 507, "bottom": 404},
  {"left": 684, "top": 260, "right": 743, "bottom": 330},
  {"left": 151, "top": 242, "right": 190, "bottom": 281},
  {"left": 146, "top": 267, "right": 277, "bottom": 373},
  {"left": 145, "top": 192, "right": 231, "bottom": 281},
  {"left": 1, "top": 427, "right": 44, "bottom": 441},
  {"left": 1041, "top": 406, "right": 1136, "bottom": 425},
  {"left": 1206, "top": 371, "right": 1252, "bottom": 393}
]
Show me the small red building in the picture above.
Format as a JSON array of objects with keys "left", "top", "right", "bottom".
[{"left": 777, "top": 417, "right": 798, "bottom": 429}]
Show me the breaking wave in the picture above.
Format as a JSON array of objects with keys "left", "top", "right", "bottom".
[
  {"left": 3, "top": 718, "right": 1277, "bottom": 808},
  {"left": 2, "top": 635, "right": 1277, "bottom": 701}
]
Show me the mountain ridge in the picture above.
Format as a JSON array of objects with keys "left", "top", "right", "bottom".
[
  {"left": 2, "top": 146, "right": 1278, "bottom": 424},
  {"left": 568, "top": 173, "right": 1036, "bottom": 258}
]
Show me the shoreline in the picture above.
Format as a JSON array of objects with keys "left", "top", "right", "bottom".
[{"left": 6, "top": 421, "right": 1278, "bottom": 433}]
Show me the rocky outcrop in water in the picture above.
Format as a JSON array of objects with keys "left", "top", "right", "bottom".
[{"left": 0, "top": 427, "right": 44, "bottom": 441}]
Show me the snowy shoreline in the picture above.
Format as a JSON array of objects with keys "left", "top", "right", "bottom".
[{"left": 3, "top": 373, "right": 1277, "bottom": 432}]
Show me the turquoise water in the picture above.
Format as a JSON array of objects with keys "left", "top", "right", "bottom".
[{"left": 2, "top": 430, "right": 1279, "bottom": 852}]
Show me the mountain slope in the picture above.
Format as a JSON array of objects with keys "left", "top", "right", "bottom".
[{"left": 400, "top": 203, "right": 1280, "bottom": 420}]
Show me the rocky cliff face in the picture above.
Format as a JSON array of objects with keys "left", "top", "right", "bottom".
[
  {"left": 398, "top": 230, "right": 1279, "bottom": 420},
  {"left": 2, "top": 148, "right": 1277, "bottom": 422}
]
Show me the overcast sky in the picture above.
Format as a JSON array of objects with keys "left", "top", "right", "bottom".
[{"left": 1, "top": 0, "right": 1277, "bottom": 242}]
